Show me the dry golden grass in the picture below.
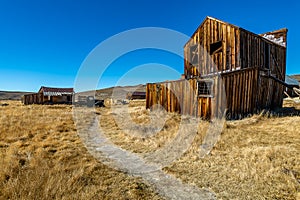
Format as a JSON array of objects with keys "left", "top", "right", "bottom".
[
  {"left": 0, "top": 99, "right": 299, "bottom": 199},
  {"left": 0, "top": 101, "right": 162, "bottom": 200}
]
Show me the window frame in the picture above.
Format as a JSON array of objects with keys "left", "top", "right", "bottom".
[
  {"left": 189, "top": 44, "right": 199, "bottom": 65},
  {"left": 197, "top": 79, "right": 214, "bottom": 98}
]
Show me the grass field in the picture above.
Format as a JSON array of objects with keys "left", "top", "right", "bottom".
[{"left": 0, "top": 99, "right": 299, "bottom": 199}]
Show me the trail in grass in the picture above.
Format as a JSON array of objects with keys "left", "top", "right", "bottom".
[{"left": 79, "top": 118, "right": 216, "bottom": 200}]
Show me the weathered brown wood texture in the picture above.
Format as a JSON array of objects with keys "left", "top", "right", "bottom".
[
  {"left": 146, "top": 79, "right": 212, "bottom": 119},
  {"left": 184, "top": 17, "right": 286, "bottom": 79},
  {"left": 22, "top": 93, "right": 44, "bottom": 105},
  {"left": 184, "top": 17, "right": 241, "bottom": 78},
  {"left": 147, "top": 16, "right": 287, "bottom": 119},
  {"left": 23, "top": 87, "right": 74, "bottom": 105},
  {"left": 221, "top": 68, "right": 259, "bottom": 118},
  {"left": 147, "top": 68, "right": 261, "bottom": 119}
]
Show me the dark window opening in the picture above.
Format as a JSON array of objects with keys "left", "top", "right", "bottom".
[
  {"left": 264, "top": 43, "right": 270, "bottom": 69},
  {"left": 210, "top": 40, "right": 223, "bottom": 55},
  {"left": 189, "top": 44, "right": 199, "bottom": 65},
  {"left": 198, "top": 80, "right": 214, "bottom": 97}
]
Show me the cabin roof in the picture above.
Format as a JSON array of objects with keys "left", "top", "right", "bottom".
[{"left": 38, "top": 86, "right": 74, "bottom": 96}]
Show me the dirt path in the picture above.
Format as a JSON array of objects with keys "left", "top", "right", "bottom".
[{"left": 78, "top": 117, "right": 216, "bottom": 200}]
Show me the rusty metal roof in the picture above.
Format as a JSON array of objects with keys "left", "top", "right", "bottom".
[{"left": 38, "top": 86, "right": 74, "bottom": 96}]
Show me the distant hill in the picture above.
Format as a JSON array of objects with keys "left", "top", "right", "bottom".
[
  {"left": 0, "top": 85, "right": 146, "bottom": 101},
  {"left": 77, "top": 84, "right": 146, "bottom": 100},
  {"left": 0, "top": 91, "right": 33, "bottom": 100}
]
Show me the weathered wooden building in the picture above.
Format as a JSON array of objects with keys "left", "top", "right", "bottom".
[
  {"left": 146, "top": 16, "right": 288, "bottom": 119},
  {"left": 284, "top": 75, "right": 300, "bottom": 97},
  {"left": 22, "top": 86, "right": 74, "bottom": 105},
  {"left": 127, "top": 92, "right": 146, "bottom": 100}
]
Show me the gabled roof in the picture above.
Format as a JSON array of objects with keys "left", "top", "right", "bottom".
[
  {"left": 188, "top": 16, "right": 239, "bottom": 41},
  {"left": 184, "top": 16, "right": 239, "bottom": 47},
  {"left": 185, "top": 16, "right": 287, "bottom": 48},
  {"left": 38, "top": 86, "right": 74, "bottom": 96}
]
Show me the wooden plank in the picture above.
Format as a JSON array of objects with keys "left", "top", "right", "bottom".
[
  {"left": 207, "top": 20, "right": 211, "bottom": 74},
  {"left": 192, "top": 79, "right": 197, "bottom": 116},
  {"left": 179, "top": 81, "right": 183, "bottom": 114},
  {"left": 174, "top": 82, "right": 178, "bottom": 112},
  {"left": 232, "top": 72, "right": 236, "bottom": 118},
  {"left": 226, "top": 25, "right": 231, "bottom": 71},
  {"left": 236, "top": 29, "right": 240, "bottom": 68},
  {"left": 240, "top": 71, "right": 245, "bottom": 116},
  {"left": 198, "top": 98, "right": 202, "bottom": 117},
  {"left": 223, "top": 75, "right": 229, "bottom": 116},
  {"left": 146, "top": 84, "right": 149, "bottom": 109},
  {"left": 218, "top": 76, "right": 222, "bottom": 117},
  {"left": 235, "top": 73, "right": 240, "bottom": 118},
  {"left": 244, "top": 71, "right": 249, "bottom": 113},
  {"left": 202, "top": 97, "right": 206, "bottom": 118},
  {"left": 212, "top": 76, "right": 217, "bottom": 118},
  {"left": 166, "top": 83, "right": 170, "bottom": 112},
  {"left": 253, "top": 68, "right": 259, "bottom": 112},
  {"left": 169, "top": 83, "right": 173, "bottom": 112},
  {"left": 222, "top": 24, "right": 227, "bottom": 72},
  {"left": 231, "top": 27, "right": 236, "bottom": 70},
  {"left": 203, "top": 21, "right": 207, "bottom": 75}
]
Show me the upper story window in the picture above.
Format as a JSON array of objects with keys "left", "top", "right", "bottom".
[{"left": 210, "top": 40, "right": 223, "bottom": 55}]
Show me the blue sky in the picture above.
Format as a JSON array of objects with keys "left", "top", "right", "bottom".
[{"left": 0, "top": 0, "right": 299, "bottom": 92}]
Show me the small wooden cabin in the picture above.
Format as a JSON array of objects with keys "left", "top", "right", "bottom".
[
  {"left": 22, "top": 86, "right": 74, "bottom": 105},
  {"left": 284, "top": 76, "right": 299, "bottom": 97},
  {"left": 146, "top": 16, "right": 288, "bottom": 119},
  {"left": 127, "top": 92, "right": 146, "bottom": 100}
]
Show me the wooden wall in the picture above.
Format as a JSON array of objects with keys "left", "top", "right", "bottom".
[
  {"left": 256, "top": 76, "right": 285, "bottom": 110},
  {"left": 146, "top": 79, "right": 211, "bottom": 118},
  {"left": 146, "top": 68, "right": 284, "bottom": 119},
  {"left": 239, "top": 29, "right": 286, "bottom": 80},
  {"left": 22, "top": 94, "right": 72, "bottom": 105},
  {"left": 220, "top": 68, "right": 259, "bottom": 119},
  {"left": 23, "top": 93, "right": 44, "bottom": 105},
  {"left": 146, "top": 76, "right": 226, "bottom": 119}
]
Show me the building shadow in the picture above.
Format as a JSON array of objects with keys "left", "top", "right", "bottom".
[{"left": 273, "top": 106, "right": 300, "bottom": 117}]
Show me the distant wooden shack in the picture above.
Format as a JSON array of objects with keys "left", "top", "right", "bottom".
[
  {"left": 127, "top": 92, "right": 146, "bottom": 100},
  {"left": 22, "top": 86, "right": 74, "bottom": 105},
  {"left": 284, "top": 76, "right": 299, "bottom": 97},
  {"left": 146, "top": 16, "right": 287, "bottom": 119}
]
